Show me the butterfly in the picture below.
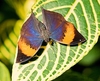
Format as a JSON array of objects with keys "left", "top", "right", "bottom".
[{"left": 16, "top": 8, "right": 86, "bottom": 63}]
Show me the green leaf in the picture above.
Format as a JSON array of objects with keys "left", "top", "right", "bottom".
[
  {"left": 79, "top": 45, "right": 100, "bottom": 66},
  {"left": 12, "top": 0, "right": 100, "bottom": 81},
  {"left": 53, "top": 70, "right": 92, "bottom": 81},
  {"left": 0, "top": 19, "right": 17, "bottom": 64},
  {"left": 0, "top": 62, "right": 11, "bottom": 81}
]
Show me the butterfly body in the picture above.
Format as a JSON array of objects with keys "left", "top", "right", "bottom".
[
  {"left": 37, "top": 22, "right": 50, "bottom": 42},
  {"left": 16, "top": 8, "right": 86, "bottom": 63}
]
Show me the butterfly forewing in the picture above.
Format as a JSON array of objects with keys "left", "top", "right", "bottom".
[
  {"left": 16, "top": 11, "right": 43, "bottom": 63},
  {"left": 42, "top": 8, "right": 86, "bottom": 45}
]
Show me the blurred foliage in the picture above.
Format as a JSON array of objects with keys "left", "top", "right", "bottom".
[
  {"left": 0, "top": 62, "right": 10, "bottom": 81},
  {"left": 0, "top": 0, "right": 100, "bottom": 81}
]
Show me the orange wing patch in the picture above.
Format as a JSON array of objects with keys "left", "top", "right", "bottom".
[
  {"left": 62, "top": 22, "right": 75, "bottom": 44},
  {"left": 18, "top": 38, "right": 37, "bottom": 57}
]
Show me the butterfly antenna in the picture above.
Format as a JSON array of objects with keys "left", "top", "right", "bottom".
[{"left": 31, "top": 8, "right": 33, "bottom": 14}]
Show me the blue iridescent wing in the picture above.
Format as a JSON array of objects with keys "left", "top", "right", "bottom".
[
  {"left": 42, "top": 8, "right": 86, "bottom": 45},
  {"left": 16, "top": 11, "right": 43, "bottom": 63}
]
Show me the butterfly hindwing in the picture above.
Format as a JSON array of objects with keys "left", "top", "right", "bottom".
[
  {"left": 42, "top": 8, "right": 86, "bottom": 45},
  {"left": 16, "top": 11, "right": 43, "bottom": 63}
]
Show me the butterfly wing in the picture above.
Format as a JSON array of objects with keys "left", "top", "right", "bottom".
[
  {"left": 42, "top": 8, "right": 86, "bottom": 45},
  {"left": 16, "top": 11, "right": 43, "bottom": 63}
]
